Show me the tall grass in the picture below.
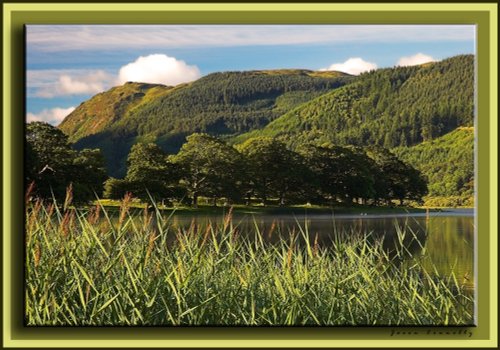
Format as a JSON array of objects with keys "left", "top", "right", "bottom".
[{"left": 25, "top": 194, "right": 474, "bottom": 326}]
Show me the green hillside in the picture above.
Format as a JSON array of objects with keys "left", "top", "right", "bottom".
[
  {"left": 392, "top": 127, "right": 474, "bottom": 207},
  {"left": 57, "top": 55, "right": 475, "bottom": 202},
  {"left": 234, "top": 55, "right": 474, "bottom": 149},
  {"left": 59, "top": 82, "right": 174, "bottom": 142},
  {"left": 61, "top": 69, "right": 352, "bottom": 177}
]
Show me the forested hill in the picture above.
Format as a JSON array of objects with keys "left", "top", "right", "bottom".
[
  {"left": 393, "top": 127, "right": 474, "bottom": 206},
  {"left": 234, "top": 55, "right": 474, "bottom": 149},
  {"left": 59, "top": 82, "right": 174, "bottom": 143},
  {"left": 60, "top": 69, "right": 352, "bottom": 177},
  {"left": 57, "top": 54, "right": 474, "bottom": 202}
]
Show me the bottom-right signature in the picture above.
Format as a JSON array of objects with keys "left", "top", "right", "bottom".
[{"left": 390, "top": 329, "right": 473, "bottom": 338}]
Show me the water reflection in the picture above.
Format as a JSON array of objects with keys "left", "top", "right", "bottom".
[{"left": 166, "top": 211, "right": 474, "bottom": 288}]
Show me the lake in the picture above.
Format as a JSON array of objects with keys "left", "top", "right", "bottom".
[{"left": 165, "top": 208, "right": 475, "bottom": 289}]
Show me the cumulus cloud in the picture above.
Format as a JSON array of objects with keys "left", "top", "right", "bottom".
[
  {"left": 27, "top": 106, "right": 75, "bottom": 125},
  {"left": 28, "top": 69, "right": 113, "bottom": 98},
  {"left": 57, "top": 71, "right": 109, "bottom": 95},
  {"left": 321, "top": 57, "right": 377, "bottom": 75},
  {"left": 397, "top": 53, "right": 436, "bottom": 66},
  {"left": 27, "top": 55, "right": 201, "bottom": 99},
  {"left": 117, "top": 54, "right": 201, "bottom": 86}
]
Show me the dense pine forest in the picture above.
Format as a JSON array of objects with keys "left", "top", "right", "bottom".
[
  {"left": 235, "top": 55, "right": 473, "bottom": 148},
  {"left": 31, "top": 54, "right": 474, "bottom": 207}
]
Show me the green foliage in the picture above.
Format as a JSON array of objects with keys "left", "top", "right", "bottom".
[
  {"left": 297, "top": 144, "right": 377, "bottom": 204},
  {"left": 27, "top": 121, "right": 75, "bottom": 176},
  {"left": 74, "top": 129, "right": 137, "bottom": 179},
  {"left": 129, "top": 70, "right": 350, "bottom": 137},
  {"left": 26, "top": 122, "right": 107, "bottom": 202},
  {"left": 126, "top": 143, "right": 180, "bottom": 189},
  {"left": 423, "top": 196, "right": 474, "bottom": 208},
  {"left": 71, "top": 149, "right": 108, "bottom": 202},
  {"left": 364, "top": 147, "right": 428, "bottom": 205},
  {"left": 393, "top": 127, "right": 474, "bottom": 205},
  {"left": 55, "top": 55, "right": 473, "bottom": 203},
  {"left": 237, "top": 137, "right": 311, "bottom": 205},
  {"left": 103, "top": 178, "right": 130, "bottom": 200},
  {"left": 104, "top": 143, "right": 183, "bottom": 202},
  {"left": 171, "top": 133, "right": 245, "bottom": 207},
  {"left": 104, "top": 133, "right": 428, "bottom": 206}
]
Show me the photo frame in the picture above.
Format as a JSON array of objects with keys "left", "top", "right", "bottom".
[{"left": 2, "top": 2, "right": 497, "bottom": 348}]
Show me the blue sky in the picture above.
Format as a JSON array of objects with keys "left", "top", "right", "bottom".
[{"left": 26, "top": 25, "right": 475, "bottom": 125}]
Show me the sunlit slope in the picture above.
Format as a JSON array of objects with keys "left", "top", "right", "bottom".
[
  {"left": 234, "top": 55, "right": 474, "bottom": 149},
  {"left": 59, "top": 82, "right": 174, "bottom": 142}
]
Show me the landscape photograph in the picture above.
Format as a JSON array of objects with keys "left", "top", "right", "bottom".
[{"left": 25, "top": 24, "right": 475, "bottom": 326}]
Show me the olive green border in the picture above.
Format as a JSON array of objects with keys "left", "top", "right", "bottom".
[{"left": 2, "top": 3, "right": 497, "bottom": 348}]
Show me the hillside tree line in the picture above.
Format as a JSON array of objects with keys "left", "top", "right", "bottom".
[
  {"left": 103, "top": 133, "right": 427, "bottom": 207},
  {"left": 26, "top": 122, "right": 427, "bottom": 207}
]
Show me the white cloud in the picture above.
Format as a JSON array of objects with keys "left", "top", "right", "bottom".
[
  {"left": 117, "top": 54, "right": 201, "bottom": 85},
  {"left": 321, "top": 57, "right": 377, "bottom": 75},
  {"left": 27, "top": 69, "right": 114, "bottom": 98},
  {"left": 397, "top": 53, "right": 436, "bottom": 66},
  {"left": 26, "top": 25, "right": 476, "bottom": 52},
  {"left": 27, "top": 106, "right": 76, "bottom": 125},
  {"left": 58, "top": 71, "right": 109, "bottom": 95},
  {"left": 27, "top": 55, "right": 201, "bottom": 98}
]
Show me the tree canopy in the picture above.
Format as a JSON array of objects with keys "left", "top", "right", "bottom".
[
  {"left": 171, "top": 133, "right": 245, "bottom": 207},
  {"left": 237, "top": 137, "right": 311, "bottom": 205},
  {"left": 364, "top": 146, "right": 428, "bottom": 205},
  {"left": 27, "top": 122, "right": 428, "bottom": 207},
  {"left": 101, "top": 134, "right": 428, "bottom": 207},
  {"left": 104, "top": 142, "right": 182, "bottom": 202},
  {"left": 26, "top": 122, "right": 107, "bottom": 202}
]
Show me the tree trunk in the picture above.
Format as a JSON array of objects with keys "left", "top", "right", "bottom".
[
  {"left": 193, "top": 192, "right": 198, "bottom": 208},
  {"left": 212, "top": 197, "right": 217, "bottom": 207},
  {"left": 279, "top": 193, "right": 286, "bottom": 207}
]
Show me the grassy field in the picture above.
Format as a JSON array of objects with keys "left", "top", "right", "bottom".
[{"left": 25, "top": 195, "right": 474, "bottom": 326}]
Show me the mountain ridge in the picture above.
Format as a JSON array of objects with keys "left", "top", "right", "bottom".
[
  {"left": 234, "top": 55, "right": 474, "bottom": 149},
  {"left": 59, "top": 82, "right": 174, "bottom": 142}
]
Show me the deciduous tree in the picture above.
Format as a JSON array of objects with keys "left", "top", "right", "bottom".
[{"left": 172, "top": 133, "right": 244, "bottom": 207}]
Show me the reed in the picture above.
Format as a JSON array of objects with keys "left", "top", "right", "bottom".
[{"left": 25, "top": 197, "right": 474, "bottom": 326}]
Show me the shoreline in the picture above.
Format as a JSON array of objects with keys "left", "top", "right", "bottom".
[{"left": 93, "top": 201, "right": 473, "bottom": 216}]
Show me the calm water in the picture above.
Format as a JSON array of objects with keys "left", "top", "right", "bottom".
[{"left": 166, "top": 209, "right": 475, "bottom": 288}]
